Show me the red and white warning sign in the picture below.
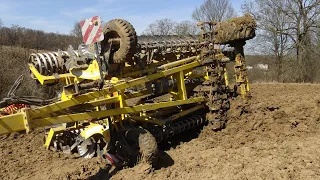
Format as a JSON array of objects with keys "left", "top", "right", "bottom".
[{"left": 80, "top": 16, "right": 104, "bottom": 45}]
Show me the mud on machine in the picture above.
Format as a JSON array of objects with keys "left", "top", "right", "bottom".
[{"left": 0, "top": 15, "right": 256, "bottom": 166}]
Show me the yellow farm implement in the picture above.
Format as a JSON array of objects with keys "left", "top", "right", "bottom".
[{"left": 0, "top": 15, "right": 256, "bottom": 166}]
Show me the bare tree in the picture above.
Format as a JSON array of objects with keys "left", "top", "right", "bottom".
[
  {"left": 173, "top": 21, "right": 199, "bottom": 35},
  {"left": 242, "top": 0, "right": 291, "bottom": 82},
  {"left": 142, "top": 18, "right": 176, "bottom": 35},
  {"left": 243, "top": 0, "right": 320, "bottom": 82},
  {"left": 192, "top": 0, "right": 236, "bottom": 22},
  {"left": 0, "top": 19, "right": 3, "bottom": 28},
  {"left": 143, "top": 19, "right": 200, "bottom": 36},
  {"left": 278, "top": 0, "right": 320, "bottom": 82},
  {"left": 70, "top": 21, "right": 83, "bottom": 43}
]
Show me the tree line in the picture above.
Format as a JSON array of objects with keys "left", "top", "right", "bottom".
[
  {"left": 0, "top": 22, "right": 81, "bottom": 52},
  {"left": 0, "top": 20, "right": 83, "bottom": 98},
  {"left": 242, "top": 0, "right": 320, "bottom": 83}
]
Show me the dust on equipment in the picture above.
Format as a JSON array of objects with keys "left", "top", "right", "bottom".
[{"left": 0, "top": 14, "right": 256, "bottom": 166}]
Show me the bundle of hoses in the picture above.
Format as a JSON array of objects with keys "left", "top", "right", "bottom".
[
  {"left": 0, "top": 97, "right": 58, "bottom": 108},
  {"left": 0, "top": 75, "right": 58, "bottom": 109}
]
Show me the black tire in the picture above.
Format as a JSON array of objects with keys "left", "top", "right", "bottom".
[{"left": 101, "top": 19, "right": 137, "bottom": 64}]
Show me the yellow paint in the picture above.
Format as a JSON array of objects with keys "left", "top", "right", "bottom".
[
  {"left": 223, "top": 66, "right": 229, "bottom": 87},
  {"left": 30, "top": 98, "right": 204, "bottom": 128},
  {"left": 174, "top": 71, "right": 187, "bottom": 100},
  {"left": 28, "top": 58, "right": 201, "bottom": 119},
  {"left": 29, "top": 64, "right": 75, "bottom": 85},
  {"left": 1, "top": 52, "right": 246, "bottom": 139},
  {"left": 80, "top": 123, "right": 110, "bottom": 141},
  {"left": 44, "top": 126, "right": 66, "bottom": 149},
  {"left": 0, "top": 113, "right": 25, "bottom": 135}
]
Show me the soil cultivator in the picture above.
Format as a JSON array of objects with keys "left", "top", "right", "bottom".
[{"left": 0, "top": 14, "right": 256, "bottom": 167}]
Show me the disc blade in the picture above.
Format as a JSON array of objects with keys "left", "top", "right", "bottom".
[{"left": 77, "top": 138, "right": 96, "bottom": 158}]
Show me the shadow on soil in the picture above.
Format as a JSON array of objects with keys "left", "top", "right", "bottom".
[
  {"left": 88, "top": 165, "right": 115, "bottom": 180},
  {"left": 154, "top": 151, "right": 175, "bottom": 170}
]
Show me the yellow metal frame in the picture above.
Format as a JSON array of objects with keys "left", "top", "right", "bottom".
[
  {"left": 29, "top": 59, "right": 103, "bottom": 85},
  {"left": 0, "top": 56, "right": 204, "bottom": 135},
  {"left": 80, "top": 123, "right": 110, "bottom": 141},
  {"left": 174, "top": 71, "right": 188, "bottom": 100},
  {"left": 0, "top": 50, "right": 251, "bottom": 137},
  {"left": 0, "top": 24, "right": 255, "bottom": 153},
  {"left": 29, "top": 64, "right": 74, "bottom": 85},
  {"left": 31, "top": 98, "right": 204, "bottom": 128},
  {"left": 27, "top": 57, "right": 201, "bottom": 119}
]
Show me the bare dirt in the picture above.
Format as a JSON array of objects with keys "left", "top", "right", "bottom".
[{"left": 1, "top": 83, "right": 320, "bottom": 180}]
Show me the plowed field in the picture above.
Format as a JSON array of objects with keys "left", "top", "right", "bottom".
[{"left": 1, "top": 84, "right": 320, "bottom": 180}]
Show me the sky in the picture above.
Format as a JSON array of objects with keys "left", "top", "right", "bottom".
[{"left": 0, "top": 0, "right": 245, "bottom": 35}]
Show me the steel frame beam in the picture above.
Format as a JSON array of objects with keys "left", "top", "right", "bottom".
[
  {"left": 28, "top": 56, "right": 201, "bottom": 119},
  {"left": 0, "top": 55, "right": 203, "bottom": 135}
]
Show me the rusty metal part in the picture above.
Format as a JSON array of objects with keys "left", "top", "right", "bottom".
[
  {"left": 199, "top": 62, "right": 230, "bottom": 131},
  {"left": 232, "top": 42, "right": 250, "bottom": 98},
  {"left": 137, "top": 35, "right": 201, "bottom": 63}
]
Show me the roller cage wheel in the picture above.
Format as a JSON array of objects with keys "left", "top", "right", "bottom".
[{"left": 101, "top": 19, "right": 137, "bottom": 64}]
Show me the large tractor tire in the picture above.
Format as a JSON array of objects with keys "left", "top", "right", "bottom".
[{"left": 101, "top": 19, "right": 137, "bottom": 64}]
